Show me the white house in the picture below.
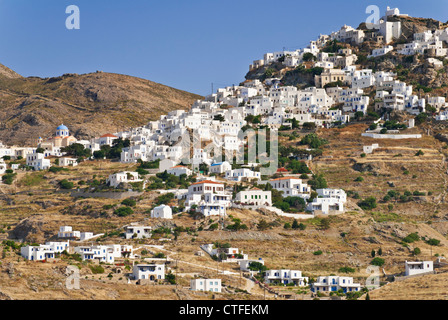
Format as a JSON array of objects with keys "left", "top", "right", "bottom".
[
  {"left": 190, "top": 279, "right": 222, "bottom": 293},
  {"left": 133, "top": 264, "right": 165, "bottom": 280},
  {"left": 58, "top": 226, "right": 81, "bottom": 239},
  {"left": 363, "top": 144, "right": 379, "bottom": 154},
  {"left": 225, "top": 168, "right": 260, "bottom": 182},
  {"left": 167, "top": 165, "right": 192, "bottom": 177},
  {"left": 186, "top": 180, "right": 231, "bottom": 216},
  {"left": 58, "top": 157, "right": 78, "bottom": 167},
  {"left": 311, "top": 276, "right": 361, "bottom": 293},
  {"left": 234, "top": 188, "right": 272, "bottom": 206},
  {"left": 99, "top": 133, "right": 119, "bottom": 146},
  {"left": 21, "top": 241, "right": 70, "bottom": 261},
  {"left": 107, "top": 171, "right": 142, "bottom": 188},
  {"left": 151, "top": 204, "right": 173, "bottom": 219},
  {"left": 209, "top": 161, "right": 232, "bottom": 174},
  {"left": 264, "top": 270, "right": 309, "bottom": 286},
  {"left": 124, "top": 225, "right": 152, "bottom": 239},
  {"left": 268, "top": 177, "right": 311, "bottom": 199},
  {"left": 306, "top": 188, "right": 346, "bottom": 214},
  {"left": 74, "top": 244, "right": 132, "bottom": 263},
  {"left": 159, "top": 159, "right": 177, "bottom": 172},
  {"left": 26, "top": 152, "right": 51, "bottom": 171},
  {"left": 368, "top": 45, "right": 394, "bottom": 58},
  {"left": 405, "top": 261, "right": 434, "bottom": 276},
  {"left": 239, "top": 259, "right": 265, "bottom": 272}
]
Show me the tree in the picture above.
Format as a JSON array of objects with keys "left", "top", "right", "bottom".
[
  {"left": 413, "top": 247, "right": 421, "bottom": 255},
  {"left": 114, "top": 206, "right": 134, "bottom": 217},
  {"left": 121, "top": 198, "right": 137, "bottom": 207},
  {"left": 36, "top": 147, "right": 45, "bottom": 154},
  {"left": 371, "top": 250, "right": 376, "bottom": 258},
  {"left": 415, "top": 150, "right": 424, "bottom": 156},
  {"left": 61, "top": 143, "right": 91, "bottom": 158},
  {"left": 59, "top": 179, "right": 74, "bottom": 189},
  {"left": 319, "top": 218, "right": 331, "bottom": 230},
  {"left": 354, "top": 111, "right": 364, "bottom": 120},
  {"left": 291, "top": 219, "right": 299, "bottom": 229},
  {"left": 415, "top": 113, "right": 428, "bottom": 125},
  {"left": 302, "top": 52, "right": 316, "bottom": 61},
  {"left": 93, "top": 149, "right": 105, "bottom": 159},
  {"left": 378, "top": 248, "right": 382, "bottom": 256},
  {"left": 308, "top": 174, "right": 328, "bottom": 190},
  {"left": 357, "top": 197, "right": 377, "bottom": 210},
  {"left": 257, "top": 219, "right": 270, "bottom": 231},
  {"left": 166, "top": 272, "right": 176, "bottom": 284},
  {"left": 213, "top": 114, "right": 225, "bottom": 122}
]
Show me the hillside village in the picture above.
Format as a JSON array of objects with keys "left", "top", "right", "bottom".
[{"left": 3, "top": 6, "right": 448, "bottom": 300}]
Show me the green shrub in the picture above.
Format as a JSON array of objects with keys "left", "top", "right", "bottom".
[
  {"left": 89, "top": 265, "right": 105, "bottom": 274},
  {"left": 403, "top": 233, "right": 420, "bottom": 243},
  {"left": 114, "top": 206, "right": 134, "bottom": 217},
  {"left": 59, "top": 179, "right": 74, "bottom": 189},
  {"left": 370, "top": 257, "right": 385, "bottom": 266},
  {"left": 121, "top": 198, "right": 137, "bottom": 207}
]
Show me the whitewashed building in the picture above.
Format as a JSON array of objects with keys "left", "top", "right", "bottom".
[
  {"left": 21, "top": 241, "right": 70, "bottom": 261},
  {"left": 264, "top": 270, "right": 309, "bottom": 286},
  {"left": 151, "top": 204, "right": 173, "bottom": 219},
  {"left": 133, "top": 264, "right": 165, "bottom": 280},
  {"left": 190, "top": 279, "right": 222, "bottom": 292},
  {"left": 405, "top": 261, "right": 434, "bottom": 276},
  {"left": 26, "top": 152, "right": 51, "bottom": 171},
  {"left": 125, "top": 225, "right": 152, "bottom": 239},
  {"left": 311, "top": 276, "right": 361, "bottom": 293},
  {"left": 268, "top": 177, "right": 311, "bottom": 199},
  {"left": 234, "top": 188, "right": 272, "bottom": 206},
  {"left": 107, "top": 171, "right": 142, "bottom": 188}
]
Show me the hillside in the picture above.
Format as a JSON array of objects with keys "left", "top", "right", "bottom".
[
  {"left": 0, "top": 69, "right": 202, "bottom": 145},
  {"left": 245, "top": 16, "right": 448, "bottom": 94}
]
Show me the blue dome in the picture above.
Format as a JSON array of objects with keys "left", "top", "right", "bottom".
[{"left": 57, "top": 124, "right": 68, "bottom": 130}]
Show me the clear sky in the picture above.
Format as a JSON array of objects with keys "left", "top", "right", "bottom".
[{"left": 0, "top": 0, "right": 447, "bottom": 96}]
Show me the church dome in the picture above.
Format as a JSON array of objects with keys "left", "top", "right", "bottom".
[{"left": 57, "top": 124, "right": 68, "bottom": 130}]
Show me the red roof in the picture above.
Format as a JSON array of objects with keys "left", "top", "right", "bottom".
[
  {"left": 269, "top": 177, "right": 298, "bottom": 181},
  {"left": 277, "top": 167, "right": 289, "bottom": 172},
  {"left": 100, "top": 133, "right": 118, "bottom": 138},
  {"left": 191, "top": 180, "right": 223, "bottom": 185}
]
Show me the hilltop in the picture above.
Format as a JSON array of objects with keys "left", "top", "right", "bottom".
[
  {"left": 245, "top": 15, "right": 448, "bottom": 94},
  {"left": 0, "top": 69, "right": 202, "bottom": 145}
]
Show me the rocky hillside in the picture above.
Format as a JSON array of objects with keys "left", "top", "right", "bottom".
[
  {"left": 0, "top": 68, "right": 203, "bottom": 146},
  {"left": 245, "top": 16, "right": 448, "bottom": 93}
]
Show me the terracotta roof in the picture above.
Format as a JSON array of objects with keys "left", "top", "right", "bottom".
[
  {"left": 191, "top": 180, "right": 223, "bottom": 185},
  {"left": 269, "top": 177, "right": 299, "bottom": 181},
  {"left": 100, "top": 133, "right": 118, "bottom": 138},
  {"left": 277, "top": 167, "right": 289, "bottom": 172},
  {"left": 170, "top": 165, "right": 187, "bottom": 168}
]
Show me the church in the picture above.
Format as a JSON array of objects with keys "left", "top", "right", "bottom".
[{"left": 38, "top": 124, "right": 78, "bottom": 157}]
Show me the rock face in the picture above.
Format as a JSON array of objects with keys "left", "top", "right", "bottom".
[
  {"left": 0, "top": 69, "right": 203, "bottom": 146},
  {"left": 353, "top": 161, "right": 385, "bottom": 174},
  {"left": 10, "top": 215, "right": 52, "bottom": 243}
]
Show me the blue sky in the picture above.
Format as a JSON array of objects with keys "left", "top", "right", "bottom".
[{"left": 0, "top": 0, "right": 447, "bottom": 96}]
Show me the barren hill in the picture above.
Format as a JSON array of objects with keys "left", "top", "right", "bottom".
[{"left": 0, "top": 69, "right": 203, "bottom": 145}]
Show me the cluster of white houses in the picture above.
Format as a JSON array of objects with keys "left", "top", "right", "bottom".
[{"left": 0, "top": 7, "right": 444, "bottom": 180}]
